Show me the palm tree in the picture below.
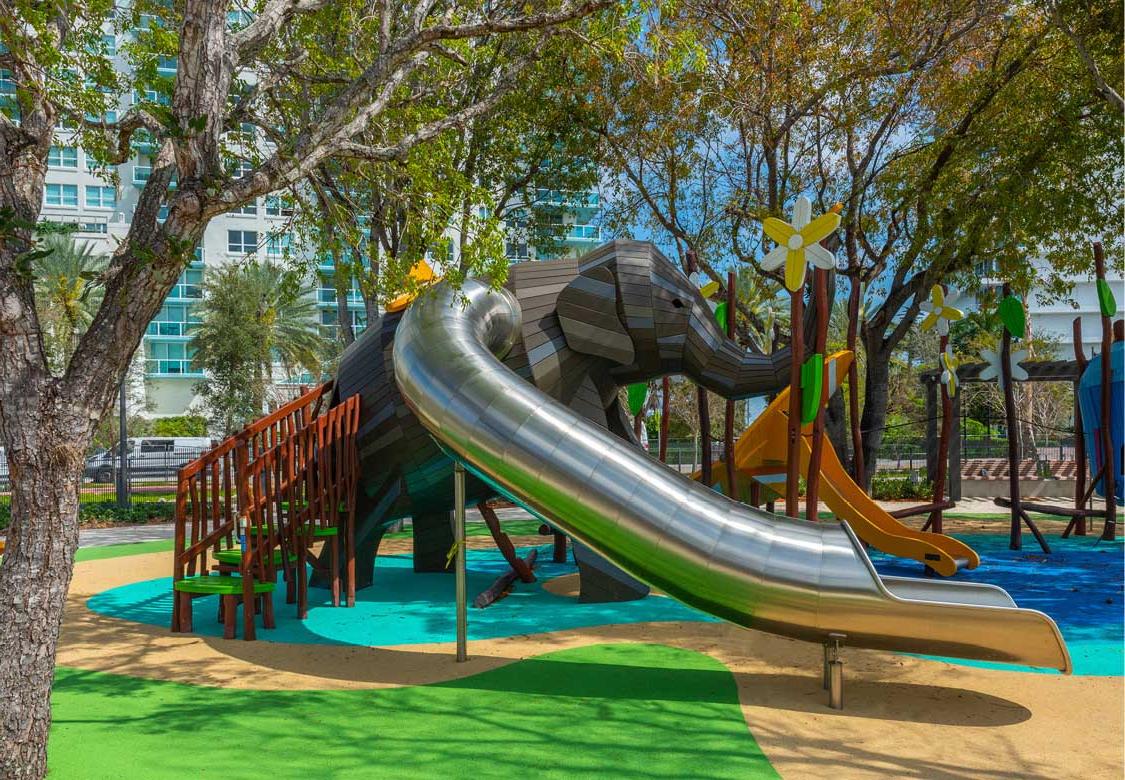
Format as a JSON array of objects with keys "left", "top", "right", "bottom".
[
  {"left": 32, "top": 233, "right": 106, "bottom": 373},
  {"left": 190, "top": 261, "right": 321, "bottom": 428}
]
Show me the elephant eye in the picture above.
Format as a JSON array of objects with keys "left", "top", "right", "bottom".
[{"left": 672, "top": 298, "right": 684, "bottom": 308}]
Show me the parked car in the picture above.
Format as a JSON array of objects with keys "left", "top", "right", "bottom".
[{"left": 84, "top": 437, "right": 213, "bottom": 483}]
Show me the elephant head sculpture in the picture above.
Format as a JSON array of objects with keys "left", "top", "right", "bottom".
[{"left": 553, "top": 240, "right": 793, "bottom": 398}]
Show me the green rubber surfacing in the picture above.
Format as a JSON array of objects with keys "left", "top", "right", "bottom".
[{"left": 49, "top": 643, "right": 778, "bottom": 779}]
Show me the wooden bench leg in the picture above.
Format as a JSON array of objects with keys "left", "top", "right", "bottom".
[
  {"left": 297, "top": 539, "right": 309, "bottom": 620},
  {"left": 346, "top": 532, "right": 355, "bottom": 608},
  {"left": 171, "top": 591, "right": 181, "bottom": 632},
  {"left": 222, "top": 595, "right": 236, "bottom": 640},
  {"left": 262, "top": 591, "right": 276, "bottom": 629},
  {"left": 331, "top": 534, "right": 340, "bottom": 608},
  {"left": 179, "top": 593, "right": 194, "bottom": 634},
  {"left": 242, "top": 594, "right": 256, "bottom": 641}
]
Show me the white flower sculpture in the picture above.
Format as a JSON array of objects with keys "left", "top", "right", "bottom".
[
  {"left": 978, "top": 347, "right": 1028, "bottom": 389},
  {"left": 939, "top": 346, "right": 960, "bottom": 396},
  {"left": 920, "top": 284, "right": 965, "bottom": 336},
  {"left": 761, "top": 196, "right": 840, "bottom": 292}
]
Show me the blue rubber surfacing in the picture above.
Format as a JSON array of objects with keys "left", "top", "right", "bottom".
[{"left": 87, "top": 534, "right": 1123, "bottom": 676}]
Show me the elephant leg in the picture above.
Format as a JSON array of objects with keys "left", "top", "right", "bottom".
[
  {"left": 312, "top": 471, "right": 399, "bottom": 592},
  {"left": 412, "top": 511, "right": 455, "bottom": 573},
  {"left": 572, "top": 541, "right": 650, "bottom": 602}
]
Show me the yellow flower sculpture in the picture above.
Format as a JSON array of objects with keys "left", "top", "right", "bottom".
[
  {"left": 939, "top": 347, "right": 960, "bottom": 396},
  {"left": 919, "top": 284, "right": 964, "bottom": 336},
  {"left": 761, "top": 196, "right": 841, "bottom": 292}
]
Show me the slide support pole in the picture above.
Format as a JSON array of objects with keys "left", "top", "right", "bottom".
[{"left": 454, "top": 462, "right": 468, "bottom": 662}]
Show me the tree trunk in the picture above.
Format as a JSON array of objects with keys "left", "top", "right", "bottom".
[
  {"left": 858, "top": 339, "right": 893, "bottom": 492},
  {"left": 0, "top": 408, "right": 89, "bottom": 777},
  {"left": 825, "top": 388, "right": 848, "bottom": 463}
]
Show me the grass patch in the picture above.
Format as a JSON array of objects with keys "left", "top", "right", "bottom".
[{"left": 50, "top": 643, "right": 776, "bottom": 779}]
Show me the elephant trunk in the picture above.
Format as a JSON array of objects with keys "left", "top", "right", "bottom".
[{"left": 693, "top": 340, "right": 793, "bottom": 400}]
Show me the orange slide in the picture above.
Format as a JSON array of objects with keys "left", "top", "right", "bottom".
[{"left": 713, "top": 350, "right": 978, "bottom": 577}]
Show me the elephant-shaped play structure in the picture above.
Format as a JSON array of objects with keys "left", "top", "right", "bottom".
[{"left": 330, "top": 240, "right": 796, "bottom": 597}]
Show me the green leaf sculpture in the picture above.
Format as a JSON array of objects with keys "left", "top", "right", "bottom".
[
  {"left": 626, "top": 382, "right": 648, "bottom": 417},
  {"left": 713, "top": 301, "right": 728, "bottom": 332},
  {"left": 998, "top": 294, "right": 1026, "bottom": 339},
  {"left": 799, "top": 354, "right": 823, "bottom": 424},
  {"left": 1097, "top": 278, "right": 1116, "bottom": 318}
]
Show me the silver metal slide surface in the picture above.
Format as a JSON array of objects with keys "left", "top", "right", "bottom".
[{"left": 393, "top": 281, "right": 1071, "bottom": 672}]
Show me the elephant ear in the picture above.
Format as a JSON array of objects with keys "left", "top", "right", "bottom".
[{"left": 557, "top": 266, "right": 636, "bottom": 365}]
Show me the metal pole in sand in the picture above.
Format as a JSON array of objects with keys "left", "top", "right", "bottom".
[{"left": 454, "top": 461, "right": 468, "bottom": 662}]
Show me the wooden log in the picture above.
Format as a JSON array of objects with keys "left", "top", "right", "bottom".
[
  {"left": 724, "top": 270, "right": 738, "bottom": 498},
  {"left": 659, "top": 376, "right": 670, "bottom": 463},
  {"left": 891, "top": 500, "right": 956, "bottom": 521},
  {"left": 480, "top": 504, "right": 535, "bottom": 583},
  {"left": 846, "top": 278, "right": 865, "bottom": 483},
  {"left": 929, "top": 322, "right": 953, "bottom": 535},
  {"left": 1071, "top": 317, "right": 1089, "bottom": 536},
  {"left": 1001, "top": 283, "right": 1023, "bottom": 551},
  {"left": 805, "top": 269, "right": 829, "bottom": 521},
  {"left": 786, "top": 289, "right": 805, "bottom": 518},
  {"left": 474, "top": 548, "right": 538, "bottom": 608},
  {"left": 1094, "top": 243, "right": 1117, "bottom": 541}
]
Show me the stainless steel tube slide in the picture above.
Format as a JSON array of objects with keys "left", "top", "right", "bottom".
[{"left": 393, "top": 281, "right": 1071, "bottom": 672}]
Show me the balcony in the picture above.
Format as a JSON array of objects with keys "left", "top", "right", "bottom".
[
  {"left": 562, "top": 224, "right": 600, "bottom": 241},
  {"left": 535, "top": 189, "right": 599, "bottom": 210},
  {"left": 317, "top": 287, "right": 364, "bottom": 306},
  {"left": 133, "top": 167, "right": 178, "bottom": 188},
  {"left": 146, "top": 320, "right": 195, "bottom": 337},
  {"left": 145, "top": 358, "right": 203, "bottom": 377}
]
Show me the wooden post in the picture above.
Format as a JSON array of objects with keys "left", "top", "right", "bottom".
[
  {"left": 1072, "top": 317, "right": 1089, "bottom": 535},
  {"left": 805, "top": 269, "right": 829, "bottom": 521},
  {"left": 1001, "top": 283, "right": 1023, "bottom": 551},
  {"left": 1094, "top": 243, "right": 1117, "bottom": 541},
  {"left": 687, "top": 251, "right": 712, "bottom": 487},
  {"left": 659, "top": 377, "right": 670, "bottom": 463},
  {"left": 929, "top": 323, "right": 953, "bottom": 535},
  {"left": 924, "top": 380, "right": 938, "bottom": 479},
  {"left": 948, "top": 389, "right": 962, "bottom": 501},
  {"left": 845, "top": 278, "right": 865, "bottom": 483},
  {"left": 786, "top": 285, "right": 805, "bottom": 518},
  {"left": 724, "top": 271, "right": 737, "bottom": 498}
]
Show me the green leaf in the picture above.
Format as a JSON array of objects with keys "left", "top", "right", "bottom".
[
  {"left": 1097, "top": 278, "right": 1117, "bottom": 319},
  {"left": 713, "top": 301, "right": 728, "bottom": 332},
  {"left": 799, "top": 354, "right": 823, "bottom": 425},
  {"left": 998, "top": 295, "right": 1026, "bottom": 340},
  {"left": 626, "top": 382, "right": 648, "bottom": 417}
]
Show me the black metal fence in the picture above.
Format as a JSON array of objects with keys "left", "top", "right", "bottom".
[{"left": 0, "top": 446, "right": 212, "bottom": 510}]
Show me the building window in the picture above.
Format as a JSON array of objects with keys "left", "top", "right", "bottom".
[
  {"left": 0, "top": 69, "right": 14, "bottom": 95},
  {"left": 45, "top": 183, "right": 79, "bottom": 207},
  {"left": 48, "top": 146, "right": 78, "bottom": 169},
  {"left": 265, "top": 195, "right": 293, "bottom": 218},
  {"left": 80, "top": 222, "right": 108, "bottom": 234},
  {"left": 102, "top": 34, "right": 117, "bottom": 55},
  {"left": 233, "top": 201, "right": 257, "bottom": 216},
  {"left": 266, "top": 233, "right": 290, "bottom": 257},
  {"left": 226, "top": 10, "right": 254, "bottom": 30},
  {"left": 227, "top": 229, "right": 257, "bottom": 254},
  {"left": 231, "top": 159, "right": 254, "bottom": 179},
  {"left": 85, "top": 185, "right": 116, "bottom": 208}
]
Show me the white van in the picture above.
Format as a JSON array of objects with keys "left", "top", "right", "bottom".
[{"left": 84, "top": 437, "right": 213, "bottom": 483}]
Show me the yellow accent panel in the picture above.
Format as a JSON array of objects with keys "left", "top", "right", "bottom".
[{"left": 385, "top": 260, "right": 439, "bottom": 313}]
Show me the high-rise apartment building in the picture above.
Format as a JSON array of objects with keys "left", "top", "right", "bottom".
[{"left": 10, "top": 35, "right": 601, "bottom": 418}]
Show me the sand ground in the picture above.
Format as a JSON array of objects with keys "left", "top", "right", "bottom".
[{"left": 60, "top": 541, "right": 1124, "bottom": 780}]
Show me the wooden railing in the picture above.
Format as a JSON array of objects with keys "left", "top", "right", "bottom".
[{"left": 172, "top": 382, "right": 360, "bottom": 633}]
